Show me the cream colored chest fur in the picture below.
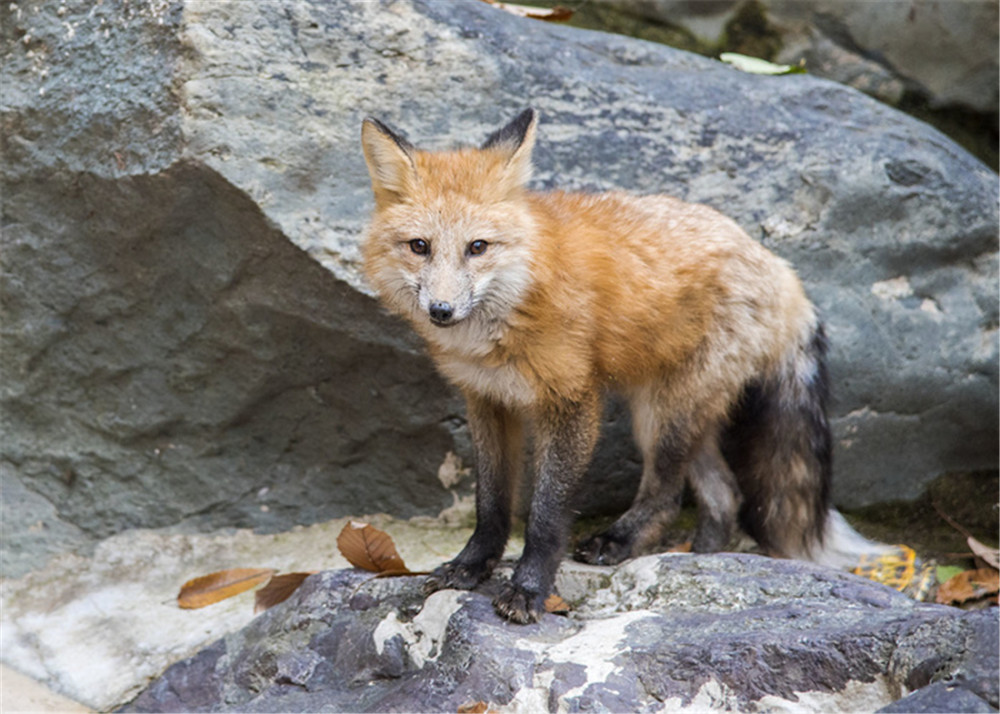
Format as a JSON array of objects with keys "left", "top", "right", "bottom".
[{"left": 436, "top": 354, "right": 535, "bottom": 408}]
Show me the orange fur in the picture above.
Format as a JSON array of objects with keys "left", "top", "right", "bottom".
[{"left": 363, "top": 145, "right": 815, "bottom": 416}]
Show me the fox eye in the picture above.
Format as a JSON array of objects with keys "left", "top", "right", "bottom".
[
  {"left": 468, "top": 240, "right": 489, "bottom": 256},
  {"left": 409, "top": 239, "right": 430, "bottom": 255}
]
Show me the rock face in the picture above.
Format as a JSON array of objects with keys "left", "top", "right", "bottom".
[
  {"left": 590, "top": 0, "right": 1000, "bottom": 114},
  {"left": 2, "top": 0, "right": 997, "bottom": 576},
  {"left": 124, "top": 554, "right": 999, "bottom": 713}
]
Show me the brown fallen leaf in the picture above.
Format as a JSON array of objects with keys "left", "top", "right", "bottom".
[
  {"left": 935, "top": 567, "right": 1000, "bottom": 606},
  {"left": 178, "top": 568, "right": 276, "bottom": 609},
  {"left": 336, "top": 521, "right": 409, "bottom": 574},
  {"left": 544, "top": 593, "right": 571, "bottom": 615},
  {"left": 457, "top": 701, "right": 493, "bottom": 714},
  {"left": 668, "top": 541, "right": 693, "bottom": 553},
  {"left": 374, "top": 568, "right": 431, "bottom": 578},
  {"left": 481, "top": 0, "right": 573, "bottom": 22},
  {"left": 968, "top": 536, "right": 1000, "bottom": 570},
  {"left": 254, "top": 571, "right": 317, "bottom": 614}
]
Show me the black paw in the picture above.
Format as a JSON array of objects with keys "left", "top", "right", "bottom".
[
  {"left": 493, "top": 581, "right": 545, "bottom": 624},
  {"left": 423, "top": 558, "right": 495, "bottom": 595},
  {"left": 573, "top": 531, "right": 633, "bottom": 566},
  {"left": 692, "top": 516, "right": 733, "bottom": 554}
]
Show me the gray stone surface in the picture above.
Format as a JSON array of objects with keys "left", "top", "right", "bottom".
[
  {"left": 878, "top": 682, "right": 997, "bottom": 714},
  {"left": 591, "top": 0, "right": 999, "bottom": 113},
  {"left": 0, "top": 515, "right": 483, "bottom": 710},
  {"left": 123, "top": 554, "right": 1000, "bottom": 712},
  {"left": 2, "top": 0, "right": 997, "bottom": 577}
]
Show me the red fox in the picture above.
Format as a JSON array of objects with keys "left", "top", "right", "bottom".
[{"left": 361, "top": 109, "right": 883, "bottom": 623}]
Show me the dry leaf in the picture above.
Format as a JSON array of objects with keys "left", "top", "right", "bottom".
[
  {"left": 668, "top": 542, "right": 693, "bottom": 553},
  {"left": 457, "top": 701, "right": 490, "bottom": 714},
  {"left": 968, "top": 536, "right": 1000, "bottom": 570},
  {"left": 254, "top": 572, "right": 316, "bottom": 614},
  {"left": 935, "top": 567, "right": 1000, "bottom": 606},
  {"left": 336, "top": 521, "right": 409, "bottom": 574},
  {"left": 481, "top": 0, "right": 573, "bottom": 22},
  {"left": 544, "top": 593, "right": 571, "bottom": 615},
  {"left": 374, "top": 568, "right": 431, "bottom": 578},
  {"left": 178, "top": 568, "right": 276, "bottom": 609}
]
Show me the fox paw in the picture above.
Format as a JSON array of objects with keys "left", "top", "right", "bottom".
[
  {"left": 423, "top": 559, "right": 494, "bottom": 595},
  {"left": 573, "top": 531, "right": 633, "bottom": 566},
  {"left": 493, "top": 582, "right": 545, "bottom": 624}
]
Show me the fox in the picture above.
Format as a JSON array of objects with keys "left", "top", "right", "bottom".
[{"left": 360, "top": 108, "right": 884, "bottom": 624}]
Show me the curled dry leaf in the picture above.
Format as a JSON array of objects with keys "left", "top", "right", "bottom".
[
  {"left": 178, "top": 568, "right": 276, "bottom": 609},
  {"left": 936, "top": 567, "right": 1000, "bottom": 606},
  {"left": 254, "top": 572, "right": 317, "bottom": 614},
  {"left": 336, "top": 521, "right": 409, "bottom": 574},
  {"left": 457, "top": 701, "right": 491, "bottom": 714},
  {"left": 968, "top": 536, "right": 1000, "bottom": 570},
  {"left": 481, "top": 0, "right": 573, "bottom": 22},
  {"left": 544, "top": 593, "right": 571, "bottom": 615},
  {"left": 720, "top": 52, "right": 806, "bottom": 75}
]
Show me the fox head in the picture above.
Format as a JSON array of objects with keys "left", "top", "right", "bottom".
[{"left": 361, "top": 109, "right": 538, "bottom": 347}]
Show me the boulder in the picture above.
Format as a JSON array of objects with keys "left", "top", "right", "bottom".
[
  {"left": 124, "top": 554, "right": 1000, "bottom": 712},
  {"left": 2, "top": 0, "right": 997, "bottom": 577},
  {"left": 588, "top": 0, "right": 999, "bottom": 114}
]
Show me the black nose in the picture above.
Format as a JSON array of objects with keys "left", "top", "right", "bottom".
[{"left": 429, "top": 301, "right": 454, "bottom": 323}]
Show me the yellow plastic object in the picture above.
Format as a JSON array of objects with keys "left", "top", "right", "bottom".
[{"left": 852, "top": 544, "right": 937, "bottom": 601}]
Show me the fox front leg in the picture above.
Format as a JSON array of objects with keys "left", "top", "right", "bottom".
[
  {"left": 494, "top": 396, "right": 601, "bottom": 624},
  {"left": 425, "top": 394, "right": 523, "bottom": 593}
]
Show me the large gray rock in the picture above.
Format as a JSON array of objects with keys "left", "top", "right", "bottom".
[
  {"left": 589, "top": 0, "right": 999, "bottom": 114},
  {"left": 124, "top": 554, "right": 1000, "bottom": 712},
  {"left": 2, "top": 0, "right": 997, "bottom": 576}
]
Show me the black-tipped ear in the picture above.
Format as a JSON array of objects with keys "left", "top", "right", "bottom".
[
  {"left": 481, "top": 108, "right": 538, "bottom": 193},
  {"left": 361, "top": 117, "right": 419, "bottom": 206},
  {"left": 364, "top": 117, "right": 415, "bottom": 154},
  {"left": 482, "top": 108, "right": 538, "bottom": 151}
]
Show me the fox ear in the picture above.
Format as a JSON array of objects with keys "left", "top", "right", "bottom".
[
  {"left": 482, "top": 108, "right": 537, "bottom": 192},
  {"left": 361, "top": 117, "right": 418, "bottom": 206}
]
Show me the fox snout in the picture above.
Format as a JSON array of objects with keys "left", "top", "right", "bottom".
[
  {"left": 419, "top": 285, "right": 470, "bottom": 327},
  {"left": 418, "top": 273, "right": 474, "bottom": 327},
  {"left": 428, "top": 300, "right": 455, "bottom": 326}
]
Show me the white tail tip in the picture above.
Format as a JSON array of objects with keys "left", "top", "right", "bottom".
[{"left": 807, "top": 510, "right": 894, "bottom": 570}]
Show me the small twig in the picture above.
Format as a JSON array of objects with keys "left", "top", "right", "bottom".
[{"left": 931, "top": 501, "right": 973, "bottom": 540}]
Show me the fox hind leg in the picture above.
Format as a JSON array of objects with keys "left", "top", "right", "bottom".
[
  {"left": 575, "top": 385, "right": 703, "bottom": 565},
  {"left": 689, "top": 437, "right": 740, "bottom": 553}
]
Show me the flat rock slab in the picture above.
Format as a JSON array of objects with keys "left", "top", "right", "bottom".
[
  {"left": 125, "top": 554, "right": 998, "bottom": 713},
  {"left": 0, "top": 513, "right": 492, "bottom": 711}
]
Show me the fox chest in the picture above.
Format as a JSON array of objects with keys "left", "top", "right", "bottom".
[{"left": 436, "top": 355, "right": 535, "bottom": 408}]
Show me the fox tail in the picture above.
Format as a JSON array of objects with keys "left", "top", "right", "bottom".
[{"left": 725, "top": 322, "right": 891, "bottom": 569}]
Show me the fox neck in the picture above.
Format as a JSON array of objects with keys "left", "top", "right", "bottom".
[{"left": 422, "top": 312, "right": 517, "bottom": 359}]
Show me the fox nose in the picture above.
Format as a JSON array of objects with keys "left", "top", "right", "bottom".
[{"left": 428, "top": 301, "right": 454, "bottom": 324}]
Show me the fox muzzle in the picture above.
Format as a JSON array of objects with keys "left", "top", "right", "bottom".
[{"left": 429, "top": 300, "right": 456, "bottom": 326}]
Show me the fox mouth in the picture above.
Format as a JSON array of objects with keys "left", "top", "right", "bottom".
[{"left": 430, "top": 316, "right": 461, "bottom": 328}]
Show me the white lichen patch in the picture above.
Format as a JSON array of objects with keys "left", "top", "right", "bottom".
[
  {"left": 436, "top": 450, "right": 470, "bottom": 490},
  {"left": 758, "top": 678, "right": 895, "bottom": 713},
  {"left": 372, "top": 590, "right": 465, "bottom": 669},
  {"left": 870, "top": 276, "right": 913, "bottom": 300},
  {"left": 509, "top": 609, "right": 657, "bottom": 708}
]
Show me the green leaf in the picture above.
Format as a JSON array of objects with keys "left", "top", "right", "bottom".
[
  {"left": 935, "top": 565, "right": 965, "bottom": 585},
  {"left": 720, "top": 53, "right": 806, "bottom": 76}
]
